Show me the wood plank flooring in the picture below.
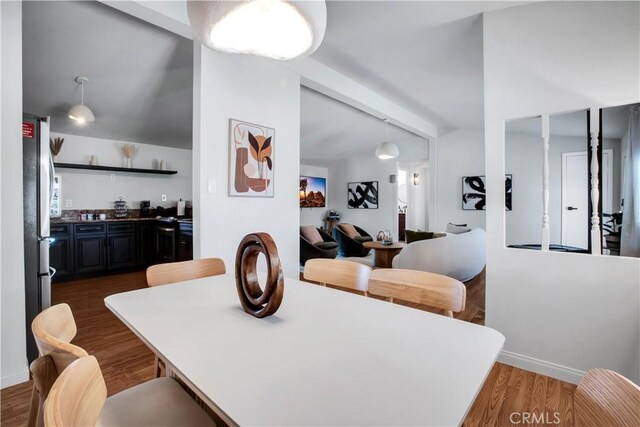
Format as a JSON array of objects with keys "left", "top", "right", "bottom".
[{"left": 1, "top": 270, "right": 576, "bottom": 426}]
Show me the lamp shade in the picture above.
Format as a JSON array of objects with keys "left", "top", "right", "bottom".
[
  {"left": 187, "top": 0, "right": 327, "bottom": 61},
  {"left": 375, "top": 141, "right": 399, "bottom": 160},
  {"left": 68, "top": 103, "right": 95, "bottom": 124}
]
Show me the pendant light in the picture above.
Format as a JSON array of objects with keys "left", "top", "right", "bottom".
[
  {"left": 376, "top": 118, "right": 399, "bottom": 160},
  {"left": 187, "top": 0, "right": 327, "bottom": 61},
  {"left": 68, "top": 76, "right": 95, "bottom": 125}
]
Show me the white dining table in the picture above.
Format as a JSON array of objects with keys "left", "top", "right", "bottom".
[{"left": 105, "top": 274, "right": 504, "bottom": 426}]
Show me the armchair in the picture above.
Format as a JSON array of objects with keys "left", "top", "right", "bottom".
[
  {"left": 332, "top": 224, "right": 373, "bottom": 257},
  {"left": 300, "top": 226, "right": 339, "bottom": 265}
]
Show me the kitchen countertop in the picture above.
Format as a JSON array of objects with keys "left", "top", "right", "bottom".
[{"left": 51, "top": 217, "right": 192, "bottom": 224}]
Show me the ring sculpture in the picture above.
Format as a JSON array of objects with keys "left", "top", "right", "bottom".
[{"left": 235, "top": 233, "right": 284, "bottom": 318}]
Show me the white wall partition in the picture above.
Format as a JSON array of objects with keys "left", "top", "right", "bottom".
[
  {"left": 193, "top": 45, "right": 301, "bottom": 279},
  {"left": 1, "top": 0, "right": 29, "bottom": 388},
  {"left": 484, "top": 1, "right": 640, "bottom": 383}
]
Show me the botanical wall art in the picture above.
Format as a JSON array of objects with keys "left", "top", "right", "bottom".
[
  {"left": 462, "top": 175, "right": 512, "bottom": 211},
  {"left": 348, "top": 181, "right": 378, "bottom": 209},
  {"left": 229, "top": 119, "right": 275, "bottom": 197},
  {"left": 300, "top": 176, "right": 326, "bottom": 208}
]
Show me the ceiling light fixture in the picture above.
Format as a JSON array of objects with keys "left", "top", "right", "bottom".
[
  {"left": 187, "top": 0, "right": 327, "bottom": 61},
  {"left": 376, "top": 118, "right": 399, "bottom": 160},
  {"left": 68, "top": 76, "right": 95, "bottom": 125}
]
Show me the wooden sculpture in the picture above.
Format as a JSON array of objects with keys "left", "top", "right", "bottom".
[{"left": 235, "top": 233, "right": 284, "bottom": 318}]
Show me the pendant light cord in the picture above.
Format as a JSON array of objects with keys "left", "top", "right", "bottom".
[{"left": 81, "top": 81, "right": 84, "bottom": 105}]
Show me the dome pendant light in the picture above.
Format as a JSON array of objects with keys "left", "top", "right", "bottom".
[
  {"left": 187, "top": 0, "right": 327, "bottom": 61},
  {"left": 68, "top": 76, "right": 95, "bottom": 125},
  {"left": 376, "top": 118, "right": 399, "bottom": 160}
]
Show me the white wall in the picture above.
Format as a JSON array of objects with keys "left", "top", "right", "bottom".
[
  {"left": 434, "top": 129, "right": 486, "bottom": 231},
  {"left": 193, "top": 45, "right": 300, "bottom": 279},
  {"left": 50, "top": 132, "right": 192, "bottom": 210},
  {"left": 505, "top": 132, "right": 621, "bottom": 246},
  {"left": 300, "top": 164, "right": 328, "bottom": 228},
  {"left": 483, "top": 1, "right": 640, "bottom": 383},
  {"left": 1, "top": 0, "right": 29, "bottom": 388},
  {"left": 325, "top": 139, "right": 428, "bottom": 240}
]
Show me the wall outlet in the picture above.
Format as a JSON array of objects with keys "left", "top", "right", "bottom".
[
  {"left": 110, "top": 174, "right": 116, "bottom": 181},
  {"left": 65, "top": 199, "right": 73, "bottom": 208},
  {"left": 161, "top": 194, "right": 167, "bottom": 202}
]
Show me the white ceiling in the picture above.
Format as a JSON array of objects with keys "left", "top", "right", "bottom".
[
  {"left": 301, "top": 86, "right": 426, "bottom": 161},
  {"left": 311, "top": 1, "right": 529, "bottom": 130},
  {"left": 23, "top": 1, "right": 193, "bottom": 149}
]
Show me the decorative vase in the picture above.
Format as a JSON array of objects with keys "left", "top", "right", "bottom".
[
  {"left": 53, "top": 155, "right": 58, "bottom": 163},
  {"left": 126, "top": 158, "right": 132, "bottom": 168}
]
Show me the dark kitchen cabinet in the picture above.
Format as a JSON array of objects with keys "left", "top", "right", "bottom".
[
  {"left": 50, "top": 224, "right": 73, "bottom": 280},
  {"left": 137, "top": 222, "right": 153, "bottom": 266},
  {"left": 108, "top": 234, "right": 137, "bottom": 270},
  {"left": 75, "top": 235, "right": 107, "bottom": 274}
]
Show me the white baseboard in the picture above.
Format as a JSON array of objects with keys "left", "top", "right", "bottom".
[
  {"left": 1, "top": 368, "right": 29, "bottom": 389},
  {"left": 499, "top": 350, "right": 585, "bottom": 384}
]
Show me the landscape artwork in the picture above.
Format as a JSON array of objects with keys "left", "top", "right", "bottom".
[
  {"left": 462, "top": 174, "right": 512, "bottom": 211},
  {"left": 300, "top": 176, "right": 326, "bottom": 208},
  {"left": 229, "top": 119, "right": 275, "bottom": 197},
  {"left": 348, "top": 181, "right": 378, "bottom": 209}
]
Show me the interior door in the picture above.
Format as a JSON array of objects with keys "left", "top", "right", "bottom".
[
  {"left": 562, "top": 152, "right": 588, "bottom": 248},
  {"left": 562, "top": 150, "right": 613, "bottom": 248}
]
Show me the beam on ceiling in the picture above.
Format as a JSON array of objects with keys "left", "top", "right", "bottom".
[{"left": 101, "top": 0, "right": 437, "bottom": 140}]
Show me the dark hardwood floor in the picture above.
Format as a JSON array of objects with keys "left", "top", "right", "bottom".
[{"left": 2, "top": 270, "right": 576, "bottom": 426}]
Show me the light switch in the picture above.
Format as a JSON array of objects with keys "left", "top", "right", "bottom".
[
  {"left": 161, "top": 194, "right": 167, "bottom": 202},
  {"left": 208, "top": 179, "right": 217, "bottom": 194}
]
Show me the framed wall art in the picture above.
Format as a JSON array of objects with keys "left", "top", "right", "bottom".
[
  {"left": 462, "top": 174, "right": 512, "bottom": 211},
  {"left": 348, "top": 181, "right": 378, "bottom": 209},
  {"left": 229, "top": 119, "right": 275, "bottom": 197}
]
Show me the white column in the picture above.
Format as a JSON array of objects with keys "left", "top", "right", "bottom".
[
  {"left": 541, "top": 114, "right": 550, "bottom": 251},
  {"left": 589, "top": 108, "right": 601, "bottom": 254}
]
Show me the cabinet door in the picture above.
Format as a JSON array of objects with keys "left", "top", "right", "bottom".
[
  {"left": 50, "top": 235, "right": 73, "bottom": 279},
  {"left": 177, "top": 233, "right": 193, "bottom": 262},
  {"left": 108, "top": 234, "right": 137, "bottom": 270},
  {"left": 75, "top": 236, "right": 107, "bottom": 274},
  {"left": 137, "top": 223, "right": 152, "bottom": 266}
]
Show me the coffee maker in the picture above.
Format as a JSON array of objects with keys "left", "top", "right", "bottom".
[{"left": 140, "top": 200, "right": 151, "bottom": 218}]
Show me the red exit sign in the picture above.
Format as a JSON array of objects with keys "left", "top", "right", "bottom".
[{"left": 23, "top": 122, "right": 35, "bottom": 138}]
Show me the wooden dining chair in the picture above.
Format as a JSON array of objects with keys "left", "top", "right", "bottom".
[
  {"left": 28, "top": 303, "right": 89, "bottom": 427},
  {"left": 146, "top": 257, "right": 226, "bottom": 377},
  {"left": 303, "top": 258, "right": 372, "bottom": 296},
  {"left": 44, "top": 355, "right": 217, "bottom": 427},
  {"left": 146, "top": 257, "right": 226, "bottom": 287},
  {"left": 368, "top": 269, "right": 466, "bottom": 317},
  {"left": 574, "top": 368, "right": 640, "bottom": 426}
]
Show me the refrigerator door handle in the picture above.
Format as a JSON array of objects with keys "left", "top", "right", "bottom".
[
  {"left": 40, "top": 273, "right": 51, "bottom": 310},
  {"left": 39, "top": 117, "right": 51, "bottom": 239}
]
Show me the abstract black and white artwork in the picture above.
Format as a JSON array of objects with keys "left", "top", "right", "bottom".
[
  {"left": 462, "top": 175, "right": 512, "bottom": 211},
  {"left": 348, "top": 181, "right": 378, "bottom": 209}
]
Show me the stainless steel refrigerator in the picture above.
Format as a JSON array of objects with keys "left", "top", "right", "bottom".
[{"left": 23, "top": 113, "right": 55, "bottom": 362}]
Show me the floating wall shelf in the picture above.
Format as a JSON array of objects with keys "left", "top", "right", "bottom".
[{"left": 54, "top": 163, "right": 178, "bottom": 175}]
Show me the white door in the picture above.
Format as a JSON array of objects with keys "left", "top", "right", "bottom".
[{"left": 562, "top": 150, "right": 613, "bottom": 248}]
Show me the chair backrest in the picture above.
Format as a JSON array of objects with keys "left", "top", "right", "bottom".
[
  {"left": 44, "top": 356, "right": 107, "bottom": 427},
  {"left": 575, "top": 368, "right": 640, "bottom": 426},
  {"left": 146, "top": 257, "right": 226, "bottom": 287},
  {"left": 392, "top": 228, "right": 486, "bottom": 282},
  {"left": 303, "top": 259, "right": 372, "bottom": 294},
  {"left": 32, "top": 303, "right": 89, "bottom": 373},
  {"left": 368, "top": 269, "right": 466, "bottom": 317}
]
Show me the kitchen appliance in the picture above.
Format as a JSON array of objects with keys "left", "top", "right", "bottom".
[
  {"left": 140, "top": 200, "right": 151, "bottom": 218},
  {"left": 23, "top": 113, "right": 55, "bottom": 363}
]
